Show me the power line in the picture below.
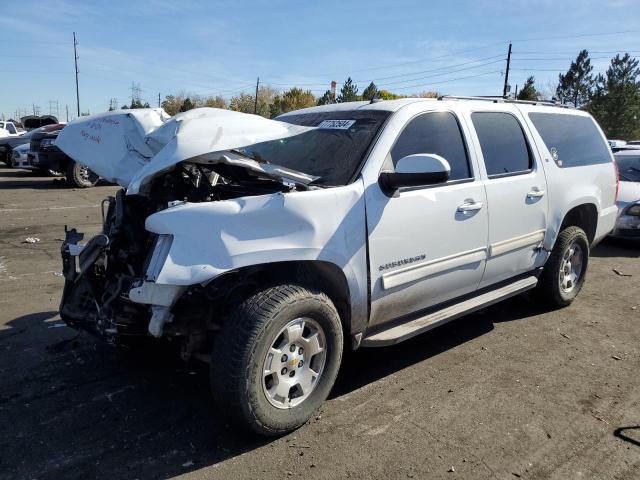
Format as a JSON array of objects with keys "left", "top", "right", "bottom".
[{"left": 389, "top": 70, "right": 503, "bottom": 92}]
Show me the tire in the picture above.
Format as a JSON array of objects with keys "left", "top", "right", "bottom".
[
  {"left": 536, "top": 226, "right": 590, "bottom": 307},
  {"left": 66, "top": 160, "right": 99, "bottom": 188},
  {"left": 210, "top": 283, "right": 343, "bottom": 436}
]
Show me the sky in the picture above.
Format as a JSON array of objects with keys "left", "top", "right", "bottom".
[{"left": 1, "top": 0, "right": 640, "bottom": 121}]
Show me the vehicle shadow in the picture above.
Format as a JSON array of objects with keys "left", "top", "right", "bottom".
[
  {"left": 0, "top": 168, "right": 112, "bottom": 190},
  {"left": 0, "top": 296, "right": 544, "bottom": 479},
  {"left": 591, "top": 237, "right": 640, "bottom": 258}
]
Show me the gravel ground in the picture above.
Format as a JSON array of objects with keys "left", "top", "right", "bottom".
[{"left": 0, "top": 167, "right": 639, "bottom": 480}]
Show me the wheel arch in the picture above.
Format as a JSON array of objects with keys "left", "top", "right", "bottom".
[
  {"left": 205, "top": 260, "right": 357, "bottom": 338},
  {"left": 559, "top": 203, "right": 598, "bottom": 245}
]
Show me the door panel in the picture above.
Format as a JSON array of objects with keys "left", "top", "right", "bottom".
[
  {"left": 468, "top": 110, "right": 549, "bottom": 289},
  {"left": 365, "top": 110, "right": 488, "bottom": 328}
]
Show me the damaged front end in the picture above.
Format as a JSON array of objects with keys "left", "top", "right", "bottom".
[
  {"left": 59, "top": 160, "right": 302, "bottom": 350},
  {"left": 60, "top": 189, "right": 160, "bottom": 341}
]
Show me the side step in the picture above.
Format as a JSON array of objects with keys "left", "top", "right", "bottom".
[{"left": 361, "top": 276, "right": 538, "bottom": 347}]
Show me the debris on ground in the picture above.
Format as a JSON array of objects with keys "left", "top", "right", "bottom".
[
  {"left": 612, "top": 355, "right": 621, "bottom": 360},
  {"left": 561, "top": 333, "right": 570, "bottom": 339},
  {"left": 612, "top": 268, "right": 632, "bottom": 277},
  {"left": 448, "top": 466, "right": 455, "bottom": 472},
  {"left": 23, "top": 237, "right": 40, "bottom": 243}
]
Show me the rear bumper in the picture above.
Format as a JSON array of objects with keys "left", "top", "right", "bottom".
[{"left": 594, "top": 205, "right": 618, "bottom": 245}]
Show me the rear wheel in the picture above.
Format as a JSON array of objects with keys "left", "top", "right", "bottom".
[
  {"left": 210, "top": 284, "right": 343, "bottom": 436},
  {"left": 537, "top": 226, "right": 589, "bottom": 307},
  {"left": 66, "top": 160, "right": 99, "bottom": 188}
]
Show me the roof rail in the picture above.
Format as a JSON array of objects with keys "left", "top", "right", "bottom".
[{"left": 437, "top": 95, "right": 573, "bottom": 109}]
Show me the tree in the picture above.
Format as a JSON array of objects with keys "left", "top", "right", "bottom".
[
  {"left": 556, "top": 50, "right": 594, "bottom": 107},
  {"left": 361, "top": 82, "right": 378, "bottom": 101},
  {"left": 230, "top": 86, "right": 277, "bottom": 118},
  {"left": 337, "top": 77, "right": 358, "bottom": 103},
  {"left": 203, "top": 95, "right": 227, "bottom": 109},
  {"left": 414, "top": 91, "right": 438, "bottom": 98},
  {"left": 179, "top": 97, "right": 195, "bottom": 112},
  {"left": 270, "top": 87, "right": 316, "bottom": 117},
  {"left": 317, "top": 90, "right": 334, "bottom": 105},
  {"left": 378, "top": 89, "right": 404, "bottom": 100},
  {"left": 517, "top": 76, "right": 539, "bottom": 101},
  {"left": 585, "top": 53, "right": 640, "bottom": 139}
]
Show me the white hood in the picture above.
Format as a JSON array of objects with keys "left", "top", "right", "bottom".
[{"left": 55, "top": 108, "right": 313, "bottom": 194}]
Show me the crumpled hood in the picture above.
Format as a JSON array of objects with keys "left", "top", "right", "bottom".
[{"left": 55, "top": 107, "right": 313, "bottom": 194}]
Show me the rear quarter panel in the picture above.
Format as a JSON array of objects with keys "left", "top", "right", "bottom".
[{"left": 517, "top": 106, "right": 617, "bottom": 249}]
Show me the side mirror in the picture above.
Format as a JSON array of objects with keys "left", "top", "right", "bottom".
[{"left": 379, "top": 154, "right": 451, "bottom": 193}]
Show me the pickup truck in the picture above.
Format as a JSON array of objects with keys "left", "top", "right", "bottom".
[
  {"left": 56, "top": 99, "right": 617, "bottom": 435},
  {"left": 0, "top": 121, "right": 20, "bottom": 138}
]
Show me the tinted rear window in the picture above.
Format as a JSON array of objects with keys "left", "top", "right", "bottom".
[
  {"left": 471, "top": 112, "right": 532, "bottom": 177},
  {"left": 528, "top": 113, "right": 611, "bottom": 168}
]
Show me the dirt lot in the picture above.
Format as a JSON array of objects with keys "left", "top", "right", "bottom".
[{"left": 0, "top": 166, "right": 639, "bottom": 480}]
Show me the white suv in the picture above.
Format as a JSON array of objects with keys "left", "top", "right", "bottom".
[{"left": 57, "top": 99, "right": 617, "bottom": 435}]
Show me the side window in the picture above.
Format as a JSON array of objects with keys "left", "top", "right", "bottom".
[
  {"left": 471, "top": 112, "right": 532, "bottom": 177},
  {"left": 390, "top": 111, "right": 471, "bottom": 181},
  {"left": 6, "top": 123, "right": 16, "bottom": 134},
  {"left": 528, "top": 113, "right": 611, "bottom": 168}
]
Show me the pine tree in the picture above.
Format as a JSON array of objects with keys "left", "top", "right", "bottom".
[
  {"left": 585, "top": 53, "right": 640, "bottom": 139},
  {"left": 317, "top": 90, "right": 334, "bottom": 105},
  {"left": 557, "top": 50, "right": 594, "bottom": 107},
  {"left": 517, "top": 76, "right": 539, "bottom": 101},
  {"left": 179, "top": 97, "right": 195, "bottom": 112},
  {"left": 337, "top": 77, "right": 358, "bottom": 103},
  {"left": 361, "top": 82, "right": 378, "bottom": 101}
]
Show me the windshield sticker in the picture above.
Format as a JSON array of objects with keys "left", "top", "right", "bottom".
[{"left": 317, "top": 119, "right": 356, "bottom": 130}]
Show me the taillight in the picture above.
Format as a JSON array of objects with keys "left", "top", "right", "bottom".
[{"left": 612, "top": 157, "right": 620, "bottom": 203}]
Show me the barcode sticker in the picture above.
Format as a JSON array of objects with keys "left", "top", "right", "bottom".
[{"left": 317, "top": 120, "right": 356, "bottom": 129}]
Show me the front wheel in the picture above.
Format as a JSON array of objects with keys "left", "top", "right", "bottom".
[
  {"left": 210, "top": 284, "right": 343, "bottom": 436},
  {"left": 66, "top": 160, "right": 99, "bottom": 188},
  {"left": 536, "top": 226, "right": 590, "bottom": 307}
]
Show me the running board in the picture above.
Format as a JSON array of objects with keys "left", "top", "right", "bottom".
[{"left": 361, "top": 276, "right": 538, "bottom": 347}]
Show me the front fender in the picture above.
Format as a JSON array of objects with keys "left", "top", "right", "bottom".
[{"left": 144, "top": 180, "right": 369, "bottom": 332}]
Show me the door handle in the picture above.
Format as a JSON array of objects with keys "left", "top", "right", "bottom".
[
  {"left": 457, "top": 200, "right": 484, "bottom": 212},
  {"left": 527, "top": 188, "right": 546, "bottom": 198}
]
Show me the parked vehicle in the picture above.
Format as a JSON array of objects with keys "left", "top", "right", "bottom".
[
  {"left": 29, "top": 124, "right": 99, "bottom": 187},
  {"left": 0, "top": 126, "right": 49, "bottom": 167},
  {"left": 11, "top": 143, "right": 31, "bottom": 169},
  {"left": 0, "top": 121, "right": 20, "bottom": 138},
  {"left": 612, "top": 149, "right": 640, "bottom": 238},
  {"left": 56, "top": 100, "right": 617, "bottom": 435},
  {"left": 20, "top": 115, "right": 58, "bottom": 131}
]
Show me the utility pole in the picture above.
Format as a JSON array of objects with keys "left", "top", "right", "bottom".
[
  {"left": 254, "top": 77, "right": 259, "bottom": 114},
  {"left": 502, "top": 42, "right": 512, "bottom": 98},
  {"left": 73, "top": 32, "right": 80, "bottom": 117},
  {"left": 66, "top": 104, "right": 69, "bottom": 122},
  {"left": 158, "top": 92, "right": 161, "bottom": 108}
]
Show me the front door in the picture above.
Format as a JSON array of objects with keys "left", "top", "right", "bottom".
[
  {"left": 365, "top": 109, "right": 489, "bottom": 327},
  {"left": 466, "top": 108, "right": 549, "bottom": 288}
]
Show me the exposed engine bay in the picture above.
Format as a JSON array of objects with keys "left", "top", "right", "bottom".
[{"left": 60, "top": 162, "right": 306, "bottom": 358}]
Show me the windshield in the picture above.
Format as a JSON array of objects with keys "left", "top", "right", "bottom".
[
  {"left": 615, "top": 154, "right": 640, "bottom": 182},
  {"left": 234, "top": 110, "right": 391, "bottom": 186}
]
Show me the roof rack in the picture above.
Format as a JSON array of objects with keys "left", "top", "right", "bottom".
[{"left": 437, "top": 95, "right": 574, "bottom": 109}]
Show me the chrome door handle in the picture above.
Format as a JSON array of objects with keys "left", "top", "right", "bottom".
[
  {"left": 457, "top": 201, "right": 484, "bottom": 212},
  {"left": 527, "top": 188, "right": 546, "bottom": 198}
]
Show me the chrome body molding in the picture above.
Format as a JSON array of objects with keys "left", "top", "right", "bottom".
[
  {"left": 489, "top": 229, "right": 546, "bottom": 257},
  {"left": 381, "top": 247, "right": 487, "bottom": 290}
]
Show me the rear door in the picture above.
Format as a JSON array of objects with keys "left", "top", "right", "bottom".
[{"left": 466, "top": 106, "right": 549, "bottom": 288}]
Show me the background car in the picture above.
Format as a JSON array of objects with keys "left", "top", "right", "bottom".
[
  {"left": 11, "top": 143, "right": 31, "bottom": 169},
  {"left": 29, "top": 124, "right": 99, "bottom": 187},
  {"left": 612, "top": 149, "right": 640, "bottom": 239}
]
